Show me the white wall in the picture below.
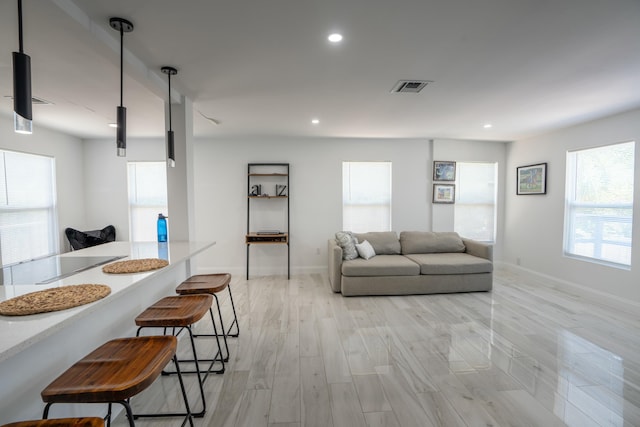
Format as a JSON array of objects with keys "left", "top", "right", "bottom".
[
  {"left": 192, "top": 136, "right": 507, "bottom": 277},
  {"left": 504, "top": 108, "right": 640, "bottom": 303},
  {"left": 0, "top": 115, "right": 85, "bottom": 254},
  {"left": 82, "top": 138, "right": 165, "bottom": 241}
]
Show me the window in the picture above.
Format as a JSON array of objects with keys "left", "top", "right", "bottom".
[
  {"left": 127, "top": 162, "right": 168, "bottom": 241},
  {"left": 343, "top": 162, "right": 392, "bottom": 232},
  {"left": 564, "top": 141, "right": 635, "bottom": 267},
  {"left": 454, "top": 162, "right": 498, "bottom": 242},
  {"left": 0, "top": 150, "right": 57, "bottom": 266}
]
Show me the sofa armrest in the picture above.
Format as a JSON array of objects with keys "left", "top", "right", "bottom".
[
  {"left": 462, "top": 238, "right": 493, "bottom": 262},
  {"left": 328, "top": 239, "right": 343, "bottom": 293}
]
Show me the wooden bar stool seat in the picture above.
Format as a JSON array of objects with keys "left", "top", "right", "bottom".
[
  {"left": 1, "top": 418, "right": 104, "bottom": 427},
  {"left": 176, "top": 274, "right": 239, "bottom": 363},
  {"left": 134, "top": 295, "right": 223, "bottom": 418},
  {"left": 41, "top": 336, "right": 192, "bottom": 427}
]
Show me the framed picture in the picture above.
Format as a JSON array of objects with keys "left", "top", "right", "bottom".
[
  {"left": 433, "top": 184, "right": 455, "bottom": 204},
  {"left": 433, "top": 161, "right": 456, "bottom": 181},
  {"left": 517, "top": 163, "right": 547, "bottom": 195}
]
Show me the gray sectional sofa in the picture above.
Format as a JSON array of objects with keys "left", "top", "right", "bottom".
[{"left": 328, "top": 231, "right": 493, "bottom": 296}]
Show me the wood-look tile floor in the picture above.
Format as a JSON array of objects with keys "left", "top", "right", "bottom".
[{"left": 115, "top": 267, "right": 640, "bottom": 426}]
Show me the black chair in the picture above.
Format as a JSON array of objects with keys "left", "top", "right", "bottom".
[{"left": 65, "top": 225, "right": 116, "bottom": 250}]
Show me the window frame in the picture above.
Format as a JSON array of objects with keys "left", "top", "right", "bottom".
[
  {"left": 0, "top": 149, "right": 58, "bottom": 266},
  {"left": 127, "top": 161, "right": 169, "bottom": 242},
  {"left": 563, "top": 141, "right": 635, "bottom": 269},
  {"left": 342, "top": 161, "right": 392, "bottom": 233},
  {"left": 454, "top": 161, "right": 498, "bottom": 243}
]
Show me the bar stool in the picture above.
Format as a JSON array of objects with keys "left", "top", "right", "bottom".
[
  {"left": 41, "top": 336, "right": 192, "bottom": 427},
  {"left": 1, "top": 419, "right": 104, "bottom": 427},
  {"left": 176, "top": 274, "right": 239, "bottom": 362},
  {"left": 134, "top": 294, "right": 225, "bottom": 418}
]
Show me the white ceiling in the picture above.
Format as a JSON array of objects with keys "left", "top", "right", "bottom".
[{"left": 0, "top": 0, "right": 639, "bottom": 142}]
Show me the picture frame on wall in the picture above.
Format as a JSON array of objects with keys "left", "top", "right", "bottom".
[
  {"left": 517, "top": 162, "right": 547, "bottom": 195},
  {"left": 433, "top": 161, "right": 456, "bottom": 181},
  {"left": 433, "top": 184, "right": 455, "bottom": 204}
]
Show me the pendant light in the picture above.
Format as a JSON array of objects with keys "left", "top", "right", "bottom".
[
  {"left": 13, "top": 0, "right": 32, "bottom": 134},
  {"left": 109, "top": 17, "right": 134, "bottom": 157},
  {"left": 161, "top": 66, "right": 177, "bottom": 168}
]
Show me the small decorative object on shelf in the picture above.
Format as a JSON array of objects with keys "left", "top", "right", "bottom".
[
  {"left": 249, "top": 184, "right": 262, "bottom": 196},
  {"left": 246, "top": 163, "right": 290, "bottom": 279}
]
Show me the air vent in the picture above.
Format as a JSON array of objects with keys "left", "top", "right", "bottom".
[
  {"left": 32, "top": 96, "right": 52, "bottom": 105},
  {"left": 391, "top": 80, "right": 432, "bottom": 93},
  {"left": 4, "top": 95, "right": 53, "bottom": 105}
]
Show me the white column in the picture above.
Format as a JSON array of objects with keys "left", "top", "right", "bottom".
[{"left": 165, "top": 96, "right": 196, "bottom": 242}]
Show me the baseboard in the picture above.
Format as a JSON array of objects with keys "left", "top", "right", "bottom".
[{"left": 496, "top": 261, "right": 640, "bottom": 310}]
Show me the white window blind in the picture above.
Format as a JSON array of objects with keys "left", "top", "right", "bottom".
[
  {"left": 0, "top": 150, "right": 58, "bottom": 266},
  {"left": 564, "top": 141, "right": 634, "bottom": 267},
  {"left": 127, "top": 162, "right": 168, "bottom": 241},
  {"left": 454, "top": 162, "right": 498, "bottom": 242},
  {"left": 343, "top": 161, "right": 392, "bottom": 232}
]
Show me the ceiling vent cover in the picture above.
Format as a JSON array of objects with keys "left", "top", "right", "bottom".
[
  {"left": 4, "top": 95, "right": 53, "bottom": 105},
  {"left": 32, "top": 96, "right": 52, "bottom": 105},
  {"left": 391, "top": 80, "right": 432, "bottom": 93}
]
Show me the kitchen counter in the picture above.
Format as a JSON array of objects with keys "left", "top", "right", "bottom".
[{"left": 0, "top": 240, "right": 215, "bottom": 424}]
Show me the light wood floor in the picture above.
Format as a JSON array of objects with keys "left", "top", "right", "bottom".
[{"left": 114, "top": 267, "right": 640, "bottom": 426}]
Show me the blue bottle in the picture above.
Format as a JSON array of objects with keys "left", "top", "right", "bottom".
[{"left": 157, "top": 213, "right": 168, "bottom": 242}]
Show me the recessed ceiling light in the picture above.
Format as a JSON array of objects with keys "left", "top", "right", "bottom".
[
  {"left": 311, "top": 119, "right": 320, "bottom": 125},
  {"left": 483, "top": 123, "right": 493, "bottom": 129},
  {"left": 108, "top": 123, "right": 118, "bottom": 128},
  {"left": 328, "top": 33, "right": 343, "bottom": 43}
]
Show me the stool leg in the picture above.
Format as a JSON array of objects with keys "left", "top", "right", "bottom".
[
  {"left": 186, "top": 326, "right": 207, "bottom": 416},
  {"left": 226, "top": 285, "right": 240, "bottom": 337},
  {"left": 135, "top": 326, "right": 207, "bottom": 417},
  {"left": 206, "top": 305, "right": 226, "bottom": 372},
  {"left": 42, "top": 402, "right": 53, "bottom": 419},
  {"left": 117, "top": 400, "right": 136, "bottom": 427},
  {"left": 173, "top": 355, "right": 195, "bottom": 427},
  {"left": 132, "top": 355, "right": 194, "bottom": 426},
  {"left": 213, "top": 293, "right": 230, "bottom": 362}
]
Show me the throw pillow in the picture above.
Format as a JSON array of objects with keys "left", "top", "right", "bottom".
[
  {"left": 356, "top": 240, "right": 376, "bottom": 260},
  {"left": 335, "top": 231, "right": 359, "bottom": 260},
  {"left": 354, "top": 232, "right": 401, "bottom": 254}
]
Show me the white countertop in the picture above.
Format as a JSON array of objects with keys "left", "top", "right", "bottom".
[{"left": 0, "top": 240, "right": 214, "bottom": 363}]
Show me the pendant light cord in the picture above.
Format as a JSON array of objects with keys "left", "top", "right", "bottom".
[
  {"left": 119, "top": 26, "right": 124, "bottom": 107},
  {"left": 168, "top": 74, "right": 173, "bottom": 131},
  {"left": 17, "top": 0, "right": 24, "bottom": 53}
]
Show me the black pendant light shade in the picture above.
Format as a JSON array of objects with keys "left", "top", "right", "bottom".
[
  {"left": 162, "top": 66, "right": 178, "bottom": 168},
  {"left": 116, "top": 105, "right": 127, "bottom": 156},
  {"left": 167, "top": 130, "right": 175, "bottom": 167},
  {"left": 13, "top": 0, "right": 32, "bottom": 134},
  {"left": 110, "top": 17, "right": 133, "bottom": 157}
]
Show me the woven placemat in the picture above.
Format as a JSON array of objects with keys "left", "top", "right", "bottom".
[
  {"left": 0, "top": 284, "right": 111, "bottom": 316},
  {"left": 102, "top": 258, "right": 169, "bottom": 274}
]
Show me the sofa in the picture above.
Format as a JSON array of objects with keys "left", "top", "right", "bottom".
[{"left": 328, "top": 231, "right": 493, "bottom": 296}]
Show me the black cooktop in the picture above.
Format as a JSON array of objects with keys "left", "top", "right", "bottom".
[{"left": 1, "top": 255, "right": 125, "bottom": 285}]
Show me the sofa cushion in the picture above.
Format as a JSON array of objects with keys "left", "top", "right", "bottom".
[
  {"left": 400, "top": 231, "right": 466, "bottom": 254},
  {"left": 404, "top": 253, "right": 493, "bottom": 275},
  {"left": 354, "top": 232, "right": 401, "bottom": 255},
  {"left": 342, "top": 255, "right": 420, "bottom": 277},
  {"left": 355, "top": 240, "right": 376, "bottom": 260},
  {"left": 335, "top": 231, "right": 359, "bottom": 260}
]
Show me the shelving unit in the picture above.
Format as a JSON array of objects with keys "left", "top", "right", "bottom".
[{"left": 246, "top": 163, "right": 290, "bottom": 279}]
